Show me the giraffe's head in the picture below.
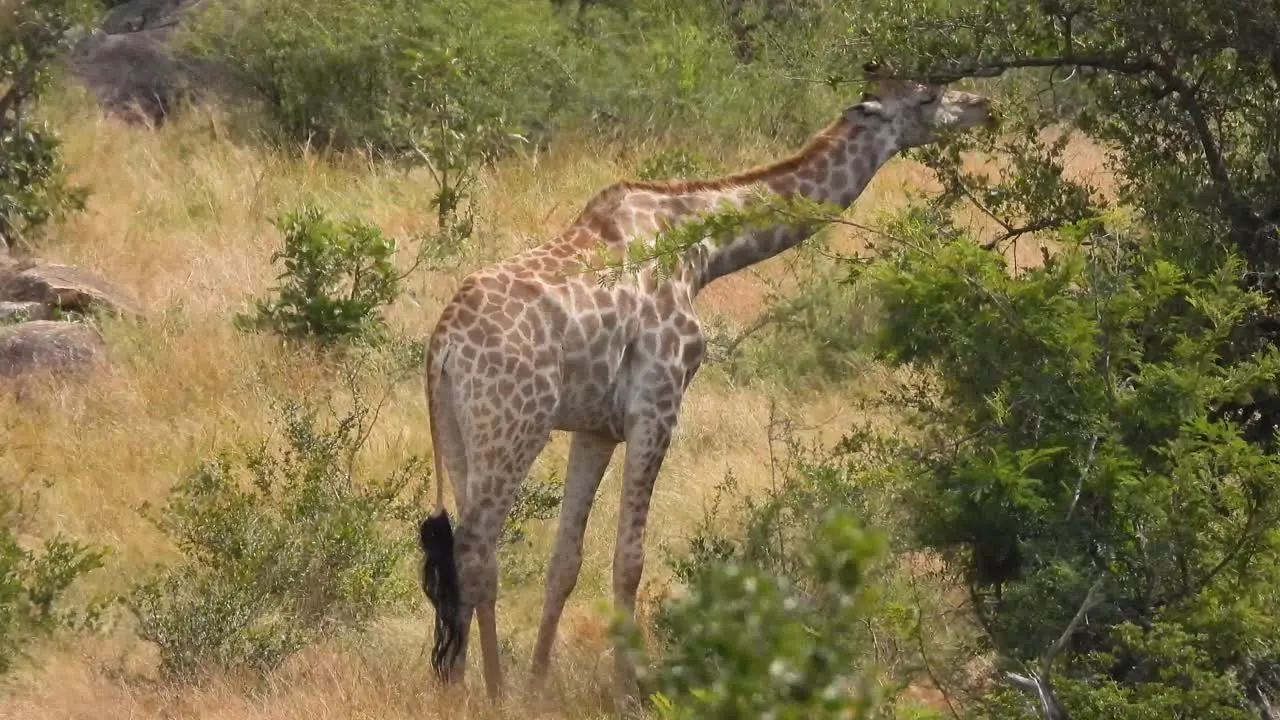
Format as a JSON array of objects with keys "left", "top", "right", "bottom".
[{"left": 842, "top": 74, "right": 993, "bottom": 150}]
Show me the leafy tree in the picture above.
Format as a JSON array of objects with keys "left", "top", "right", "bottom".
[
  {"left": 0, "top": 0, "right": 93, "bottom": 250},
  {"left": 860, "top": 209, "right": 1280, "bottom": 718},
  {"left": 178, "top": 0, "right": 566, "bottom": 155}
]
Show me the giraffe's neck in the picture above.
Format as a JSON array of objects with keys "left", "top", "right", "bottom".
[{"left": 692, "top": 122, "right": 897, "bottom": 291}]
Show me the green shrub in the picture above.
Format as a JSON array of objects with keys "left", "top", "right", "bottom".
[
  {"left": 500, "top": 473, "right": 563, "bottom": 550},
  {"left": 177, "top": 0, "right": 845, "bottom": 152},
  {"left": 0, "top": 486, "right": 107, "bottom": 675},
  {"left": 861, "top": 210, "right": 1280, "bottom": 719},
  {"left": 554, "top": 2, "right": 836, "bottom": 145},
  {"left": 496, "top": 472, "right": 565, "bottom": 585},
  {"left": 236, "top": 205, "right": 401, "bottom": 347},
  {"left": 708, "top": 267, "right": 881, "bottom": 389},
  {"left": 641, "top": 507, "right": 888, "bottom": 719},
  {"left": 126, "top": 396, "right": 428, "bottom": 683},
  {"left": 649, "top": 424, "right": 975, "bottom": 717}
]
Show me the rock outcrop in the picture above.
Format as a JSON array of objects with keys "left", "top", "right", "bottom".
[
  {"left": 0, "top": 258, "right": 139, "bottom": 380},
  {"left": 0, "top": 302, "right": 51, "bottom": 323},
  {"left": 1, "top": 264, "right": 142, "bottom": 319}
]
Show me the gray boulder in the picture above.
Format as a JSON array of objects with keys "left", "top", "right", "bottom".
[
  {"left": 71, "top": 0, "right": 226, "bottom": 125},
  {"left": 0, "top": 321, "right": 107, "bottom": 379}
]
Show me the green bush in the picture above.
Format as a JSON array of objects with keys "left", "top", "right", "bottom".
[
  {"left": 633, "top": 148, "right": 724, "bottom": 181},
  {"left": 649, "top": 425, "right": 975, "bottom": 717},
  {"left": 708, "top": 267, "right": 881, "bottom": 389},
  {"left": 126, "top": 396, "right": 428, "bottom": 683},
  {"left": 496, "top": 472, "right": 565, "bottom": 585},
  {"left": 177, "top": 0, "right": 845, "bottom": 152},
  {"left": 0, "top": 486, "right": 107, "bottom": 675},
  {"left": 860, "top": 208, "right": 1280, "bottom": 719},
  {"left": 236, "top": 205, "right": 401, "bottom": 347},
  {"left": 558, "top": 0, "right": 846, "bottom": 145}
]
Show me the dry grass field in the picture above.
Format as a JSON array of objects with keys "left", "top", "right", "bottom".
[{"left": 0, "top": 83, "right": 1112, "bottom": 719}]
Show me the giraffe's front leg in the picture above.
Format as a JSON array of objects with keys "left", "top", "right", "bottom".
[{"left": 612, "top": 415, "right": 675, "bottom": 715}]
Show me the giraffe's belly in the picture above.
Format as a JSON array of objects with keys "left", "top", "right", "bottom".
[{"left": 552, "top": 357, "right": 629, "bottom": 439}]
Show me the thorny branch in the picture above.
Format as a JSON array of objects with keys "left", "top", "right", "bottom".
[
  {"left": 981, "top": 220, "right": 1067, "bottom": 252},
  {"left": 866, "top": 50, "right": 1271, "bottom": 263}
]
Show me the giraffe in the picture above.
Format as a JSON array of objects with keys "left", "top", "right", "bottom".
[{"left": 416, "top": 70, "right": 994, "bottom": 710}]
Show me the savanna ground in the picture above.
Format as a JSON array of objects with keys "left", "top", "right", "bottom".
[{"left": 0, "top": 71, "right": 1112, "bottom": 719}]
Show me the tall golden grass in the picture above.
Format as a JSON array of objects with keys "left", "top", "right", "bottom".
[{"left": 0, "top": 82, "right": 1111, "bottom": 719}]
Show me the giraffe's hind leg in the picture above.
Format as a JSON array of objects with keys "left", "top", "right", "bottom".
[
  {"left": 454, "top": 423, "right": 554, "bottom": 699},
  {"left": 451, "top": 370, "right": 559, "bottom": 700},
  {"left": 530, "top": 431, "right": 618, "bottom": 685}
]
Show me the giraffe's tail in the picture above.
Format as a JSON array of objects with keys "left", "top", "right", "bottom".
[
  {"left": 419, "top": 339, "right": 465, "bottom": 682},
  {"left": 425, "top": 340, "right": 451, "bottom": 516}
]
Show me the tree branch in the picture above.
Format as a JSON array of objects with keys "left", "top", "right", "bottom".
[{"left": 1152, "top": 498, "right": 1265, "bottom": 612}]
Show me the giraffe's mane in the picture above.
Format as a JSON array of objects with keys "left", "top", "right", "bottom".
[
  {"left": 553, "top": 115, "right": 855, "bottom": 251},
  {"left": 618, "top": 117, "right": 851, "bottom": 195}
]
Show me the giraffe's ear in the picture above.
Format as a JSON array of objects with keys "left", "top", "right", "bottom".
[{"left": 844, "top": 100, "right": 887, "bottom": 123}]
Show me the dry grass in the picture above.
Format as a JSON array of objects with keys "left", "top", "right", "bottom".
[{"left": 0, "top": 83, "right": 1112, "bottom": 719}]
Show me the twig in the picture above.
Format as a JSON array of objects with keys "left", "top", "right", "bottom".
[
  {"left": 908, "top": 572, "right": 963, "bottom": 720},
  {"left": 1150, "top": 499, "right": 1266, "bottom": 612},
  {"left": 981, "top": 220, "right": 1064, "bottom": 252},
  {"left": 866, "top": 55, "right": 1163, "bottom": 85},
  {"left": 1065, "top": 434, "right": 1098, "bottom": 521}
]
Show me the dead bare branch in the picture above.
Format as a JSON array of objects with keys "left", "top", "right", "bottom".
[{"left": 1006, "top": 574, "right": 1106, "bottom": 720}]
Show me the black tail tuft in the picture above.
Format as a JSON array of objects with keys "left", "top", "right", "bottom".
[{"left": 419, "top": 511, "right": 464, "bottom": 681}]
